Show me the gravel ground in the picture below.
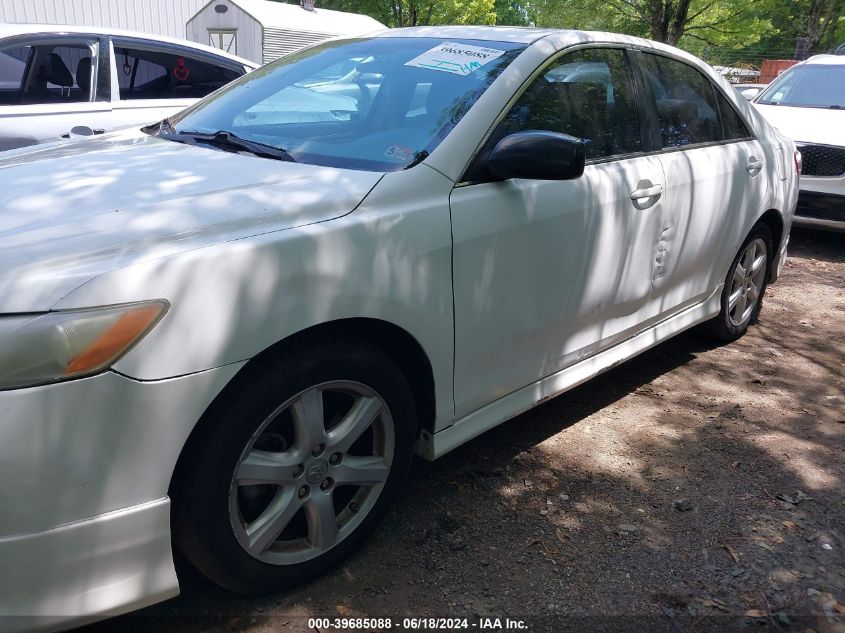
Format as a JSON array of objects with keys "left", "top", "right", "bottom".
[{"left": 88, "top": 228, "right": 844, "bottom": 633}]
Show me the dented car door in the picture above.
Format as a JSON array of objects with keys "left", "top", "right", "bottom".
[{"left": 450, "top": 46, "right": 670, "bottom": 418}]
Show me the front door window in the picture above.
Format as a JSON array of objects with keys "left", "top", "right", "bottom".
[{"left": 0, "top": 41, "right": 96, "bottom": 105}]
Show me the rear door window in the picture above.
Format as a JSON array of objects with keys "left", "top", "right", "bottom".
[{"left": 114, "top": 43, "right": 243, "bottom": 100}]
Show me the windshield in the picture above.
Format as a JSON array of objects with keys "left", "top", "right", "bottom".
[
  {"left": 756, "top": 63, "right": 845, "bottom": 108},
  {"left": 165, "top": 37, "right": 526, "bottom": 171}
]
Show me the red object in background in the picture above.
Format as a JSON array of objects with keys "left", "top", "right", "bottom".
[
  {"left": 173, "top": 57, "right": 190, "bottom": 81},
  {"left": 759, "top": 59, "right": 798, "bottom": 84}
]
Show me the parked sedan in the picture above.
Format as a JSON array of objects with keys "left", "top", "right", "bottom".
[
  {"left": 0, "top": 26, "right": 798, "bottom": 632},
  {"left": 753, "top": 55, "right": 845, "bottom": 230},
  {"left": 0, "top": 24, "right": 256, "bottom": 150}
]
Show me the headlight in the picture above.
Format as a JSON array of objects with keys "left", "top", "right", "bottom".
[{"left": 0, "top": 300, "right": 168, "bottom": 390}]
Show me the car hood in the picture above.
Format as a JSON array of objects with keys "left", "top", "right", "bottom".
[
  {"left": 753, "top": 103, "right": 845, "bottom": 146},
  {"left": 0, "top": 130, "right": 383, "bottom": 312}
]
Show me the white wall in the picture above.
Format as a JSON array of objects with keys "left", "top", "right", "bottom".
[
  {"left": 0, "top": 0, "right": 206, "bottom": 40},
  {"left": 186, "top": 1, "right": 263, "bottom": 64}
]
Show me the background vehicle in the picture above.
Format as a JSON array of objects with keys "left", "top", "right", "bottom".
[
  {"left": 0, "top": 27, "right": 797, "bottom": 632},
  {"left": 0, "top": 24, "right": 256, "bottom": 150},
  {"left": 753, "top": 55, "right": 845, "bottom": 231},
  {"left": 733, "top": 82, "right": 767, "bottom": 100}
]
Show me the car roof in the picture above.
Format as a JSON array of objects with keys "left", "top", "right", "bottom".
[
  {"left": 0, "top": 23, "right": 257, "bottom": 68},
  {"left": 371, "top": 25, "right": 560, "bottom": 44},
  {"left": 371, "top": 26, "right": 710, "bottom": 65},
  {"left": 802, "top": 54, "right": 845, "bottom": 66},
  {"left": 373, "top": 25, "right": 669, "bottom": 48}
]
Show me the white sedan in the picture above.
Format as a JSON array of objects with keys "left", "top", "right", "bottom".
[
  {"left": 0, "top": 24, "right": 256, "bottom": 151},
  {"left": 0, "top": 26, "right": 798, "bottom": 632}
]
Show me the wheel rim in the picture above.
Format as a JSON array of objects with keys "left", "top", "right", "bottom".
[
  {"left": 229, "top": 380, "right": 394, "bottom": 565},
  {"left": 728, "top": 237, "right": 767, "bottom": 328}
]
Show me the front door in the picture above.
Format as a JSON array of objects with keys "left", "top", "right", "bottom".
[
  {"left": 450, "top": 46, "right": 667, "bottom": 418},
  {"left": 0, "top": 37, "right": 111, "bottom": 150}
]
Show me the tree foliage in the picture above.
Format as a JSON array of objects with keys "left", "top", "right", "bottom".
[
  {"left": 305, "top": 0, "right": 844, "bottom": 59},
  {"left": 315, "top": 0, "right": 495, "bottom": 27}
]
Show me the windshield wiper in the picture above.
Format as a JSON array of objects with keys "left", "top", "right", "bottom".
[
  {"left": 404, "top": 150, "right": 429, "bottom": 170},
  {"left": 163, "top": 130, "right": 296, "bottom": 162}
]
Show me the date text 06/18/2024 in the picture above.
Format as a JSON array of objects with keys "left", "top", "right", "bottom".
[{"left": 306, "top": 617, "right": 528, "bottom": 630}]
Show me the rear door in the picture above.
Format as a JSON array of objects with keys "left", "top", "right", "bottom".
[
  {"left": 450, "top": 46, "right": 667, "bottom": 418},
  {"left": 0, "top": 35, "right": 111, "bottom": 150},
  {"left": 635, "top": 51, "right": 768, "bottom": 312},
  {"left": 109, "top": 38, "right": 246, "bottom": 131}
]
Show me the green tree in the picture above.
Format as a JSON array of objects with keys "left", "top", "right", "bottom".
[
  {"left": 803, "top": 0, "right": 844, "bottom": 49},
  {"left": 293, "top": 0, "right": 844, "bottom": 58},
  {"left": 492, "top": 0, "right": 531, "bottom": 25},
  {"left": 314, "top": 0, "right": 495, "bottom": 26}
]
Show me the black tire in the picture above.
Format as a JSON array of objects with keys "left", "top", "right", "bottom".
[
  {"left": 171, "top": 338, "right": 417, "bottom": 594},
  {"left": 705, "top": 222, "right": 773, "bottom": 341}
]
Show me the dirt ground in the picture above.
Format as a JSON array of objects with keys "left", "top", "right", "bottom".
[{"left": 89, "top": 228, "right": 844, "bottom": 633}]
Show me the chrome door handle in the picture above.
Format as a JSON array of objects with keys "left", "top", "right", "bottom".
[
  {"left": 630, "top": 184, "right": 663, "bottom": 201},
  {"left": 745, "top": 159, "right": 764, "bottom": 173}
]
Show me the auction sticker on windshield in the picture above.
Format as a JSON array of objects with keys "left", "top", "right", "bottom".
[{"left": 405, "top": 42, "right": 506, "bottom": 76}]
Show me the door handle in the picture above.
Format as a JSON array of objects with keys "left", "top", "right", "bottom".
[
  {"left": 630, "top": 184, "right": 663, "bottom": 201},
  {"left": 745, "top": 158, "right": 764, "bottom": 173}
]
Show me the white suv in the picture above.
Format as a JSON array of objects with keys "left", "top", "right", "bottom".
[
  {"left": 753, "top": 54, "right": 845, "bottom": 231},
  {"left": 0, "top": 24, "right": 256, "bottom": 151}
]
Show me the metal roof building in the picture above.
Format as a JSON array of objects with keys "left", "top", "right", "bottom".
[
  {"left": 0, "top": 0, "right": 386, "bottom": 65},
  {"left": 187, "top": 0, "right": 385, "bottom": 64},
  {"left": 0, "top": 0, "right": 208, "bottom": 40}
]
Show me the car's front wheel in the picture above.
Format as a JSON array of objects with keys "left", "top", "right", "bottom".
[
  {"left": 706, "top": 223, "right": 773, "bottom": 341},
  {"left": 172, "top": 339, "right": 417, "bottom": 594}
]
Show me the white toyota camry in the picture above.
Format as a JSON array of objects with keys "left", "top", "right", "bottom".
[{"left": 0, "top": 26, "right": 798, "bottom": 632}]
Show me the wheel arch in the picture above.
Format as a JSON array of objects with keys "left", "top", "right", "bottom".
[
  {"left": 169, "top": 317, "right": 437, "bottom": 496},
  {"left": 756, "top": 208, "right": 785, "bottom": 282}
]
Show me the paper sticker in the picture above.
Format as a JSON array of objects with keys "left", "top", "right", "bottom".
[
  {"left": 405, "top": 42, "right": 506, "bottom": 76},
  {"left": 385, "top": 145, "right": 416, "bottom": 161}
]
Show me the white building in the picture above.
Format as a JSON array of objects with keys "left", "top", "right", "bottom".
[
  {"left": 0, "top": 0, "right": 386, "bottom": 65},
  {"left": 188, "top": 0, "right": 385, "bottom": 64},
  {"left": 0, "top": 0, "right": 208, "bottom": 40}
]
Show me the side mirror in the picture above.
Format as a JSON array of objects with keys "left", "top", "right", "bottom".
[
  {"left": 740, "top": 87, "right": 761, "bottom": 100},
  {"left": 486, "top": 130, "right": 585, "bottom": 181}
]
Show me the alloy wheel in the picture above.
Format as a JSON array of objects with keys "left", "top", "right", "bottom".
[
  {"left": 229, "top": 380, "right": 394, "bottom": 565},
  {"left": 728, "top": 237, "right": 767, "bottom": 328}
]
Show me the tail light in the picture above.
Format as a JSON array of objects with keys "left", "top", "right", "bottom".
[{"left": 794, "top": 150, "right": 802, "bottom": 176}]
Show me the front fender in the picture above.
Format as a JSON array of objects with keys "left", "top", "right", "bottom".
[{"left": 53, "top": 165, "right": 457, "bottom": 431}]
